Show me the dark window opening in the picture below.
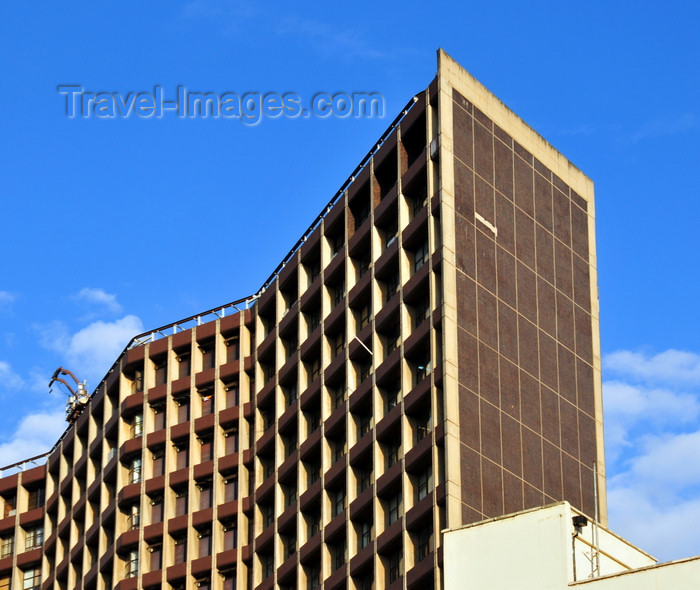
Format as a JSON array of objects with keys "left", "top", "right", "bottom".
[
  {"left": 224, "top": 335, "right": 239, "bottom": 363},
  {"left": 174, "top": 489, "right": 188, "bottom": 516},
  {"left": 173, "top": 536, "right": 187, "bottom": 563},
  {"left": 151, "top": 403, "right": 166, "bottom": 431},
  {"left": 176, "top": 352, "right": 191, "bottom": 379},
  {"left": 153, "top": 357, "right": 167, "bottom": 386},
  {"left": 415, "top": 523, "right": 433, "bottom": 562},
  {"left": 375, "top": 147, "right": 398, "bottom": 199},
  {"left": 199, "top": 387, "right": 214, "bottom": 416},
  {"left": 413, "top": 240, "right": 430, "bottom": 272},
  {"left": 223, "top": 380, "right": 239, "bottom": 407},
  {"left": 27, "top": 487, "right": 45, "bottom": 511},
  {"left": 223, "top": 474, "right": 238, "bottom": 503}
]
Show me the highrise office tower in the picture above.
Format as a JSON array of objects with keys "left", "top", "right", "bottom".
[{"left": 0, "top": 50, "right": 603, "bottom": 590}]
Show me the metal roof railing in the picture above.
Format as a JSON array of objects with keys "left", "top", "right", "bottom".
[
  {"left": 127, "top": 295, "right": 258, "bottom": 349},
  {"left": 0, "top": 452, "right": 51, "bottom": 478}
]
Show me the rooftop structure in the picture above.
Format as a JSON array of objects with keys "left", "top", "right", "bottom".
[{"left": 444, "top": 502, "right": 700, "bottom": 590}]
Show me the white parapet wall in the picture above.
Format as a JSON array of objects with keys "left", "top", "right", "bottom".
[
  {"left": 443, "top": 502, "right": 700, "bottom": 590},
  {"left": 571, "top": 556, "right": 700, "bottom": 589}
]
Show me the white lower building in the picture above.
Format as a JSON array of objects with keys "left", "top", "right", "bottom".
[{"left": 444, "top": 502, "right": 700, "bottom": 590}]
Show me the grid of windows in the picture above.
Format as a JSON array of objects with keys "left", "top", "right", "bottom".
[
  {"left": 416, "top": 524, "right": 433, "bottom": 562},
  {"left": 0, "top": 535, "right": 13, "bottom": 558},
  {"left": 22, "top": 568, "right": 41, "bottom": 590},
  {"left": 387, "top": 442, "right": 401, "bottom": 468},
  {"left": 357, "top": 468, "right": 372, "bottom": 493},
  {"left": 27, "top": 488, "right": 44, "bottom": 511},
  {"left": 331, "top": 539, "right": 346, "bottom": 571},
  {"left": 332, "top": 488, "right": 346, "bottom": 517},
  {"left": 416, "top": 467, "right": 434, "bottom": 501},
  {"left": 125, "top": 549, "right": 139, "bottom": 578},
  {"left": 282, "top": 534, "right": 295, "bottom": 559},
  {"left": 387, "top": 548, "right": 403, "bottom": 583},
  {"left": 24, "top": 526, "right": 43, "bottom": 551},
  {"left": 129, "top": 456, "right": 142, "bottom": 484},
  {"left": 0, "top": 66, "right": 601, "bottom": 590},
  {"left": 127, "top": 504, "right": 140, "bottom": 530},
  {"left": 386, "top": 493, "right": 402, "bottom": 526},
  {"left": 413, "top": 240, "right": 429, "bottom": 272},
  {"left": 131, "top": 413, "right": 143, "bottom": 437},
  {"left": 358, "top": 521, "right": 372, "bottom": 549},
  {"left": 262, "top": 553, "right": 274, "bottom": 579},
  {"left": 131, "top": 370, "right": 144, "bottom": 395}
]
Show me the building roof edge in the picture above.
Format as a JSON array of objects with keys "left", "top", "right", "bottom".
[{"left": 436, "top": 48, "right": 594, "bottom": 201}]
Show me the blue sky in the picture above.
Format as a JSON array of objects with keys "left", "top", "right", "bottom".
[{"left": 1, "top": 0, "right": 699, "bottom": 562}]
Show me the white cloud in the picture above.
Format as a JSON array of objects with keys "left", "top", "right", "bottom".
[
  {"left": 606, "top": 485, "right": 700, "bottom": 562},
  {"left": 0, "top": 291, "right": 16, "bottom": 308},
  {"left": 0, "top": 362, "right": 47, "bottom": 406},
  {"left": 37, "top": 315, "right": 143, "bottom": 385},
  {"left": 72, "top": 287, "right": 123, "bottom": 314},
  {"left": 623, "top": 113, "right": 697, "bottom": 144},
  {"left": 0, "top": 360, "right": 25, "bottom": 391},
  {"left": 36, "top": 319, "right": 70, "bottom": 352},
  {"left": 0, "top": 411, "right": 65, "bottom": 470},
  {"left": 604, "top": 380, "right": 700, "bottom": 425},
  {"left": 604, "top": 349, "right": 700, "bottom": 386},
  {"left": 67, "top": 315, "right": 142, "bottom": 378},
  {"left": 623, "top": 431, "right": 700, "bottom": 494},
  {"left": 603, "top": 348, "right": 700, "bottom": 561},
  {"left": 27, "top": 367, "right": 54, "bottom": 394},
  {"left": 603, "top": 380, "right": 700, "bottom": 464}
]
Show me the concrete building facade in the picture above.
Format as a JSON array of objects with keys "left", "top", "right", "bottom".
[
  {"left": 444, "top": 503, "right": 700, "bottom": 590},
  {"left": 0, "top": 50, "right": 604, "bottom": 590}
]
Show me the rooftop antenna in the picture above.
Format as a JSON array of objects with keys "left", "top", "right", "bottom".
[
  {"left": 49, "top": 367, "right": 89, "bottom": 424},
  {"left": 592, "top": 461, "right": 601, "bottom": 577}
]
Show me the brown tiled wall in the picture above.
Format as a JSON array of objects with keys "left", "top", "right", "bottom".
[{"left": 452, "top": 89, "right": 597, "bottom": 524}]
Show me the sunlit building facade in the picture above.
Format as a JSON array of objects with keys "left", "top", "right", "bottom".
[{"left": 0, "top": 50, "right": 604, "bottom": 590}]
